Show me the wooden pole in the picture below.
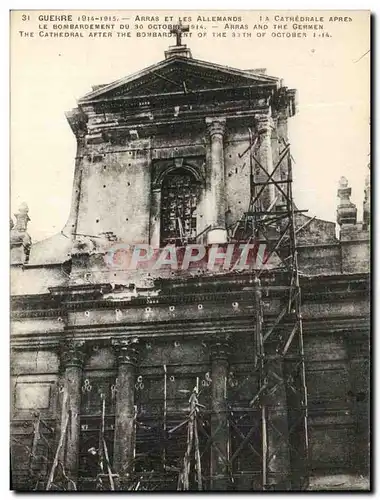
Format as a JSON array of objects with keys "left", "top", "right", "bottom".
[
  {"left": 46, "top": 410, "right": 69, "bottom": 490},
  {"left": 163, "top": 365, "right": 167, "bottom": 468},
  {"left": 194, "top": 416, "right": 202, "bottom": 490},
  {"left": 102, "top": 394, "right": 115, "bottom": 491},
  {"left": 29, "top": 412, "right": 41, "bottom": 483},
  {"left": 262, "top": 406, "right": 267, "bottom": 489}
]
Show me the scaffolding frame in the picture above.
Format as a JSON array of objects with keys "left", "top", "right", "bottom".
[
  {"left": 237, "top": 126, "right": 310, "bottom": 490},
  {"left": 11, "top": 411, "right": 55, "bottom": 490}
]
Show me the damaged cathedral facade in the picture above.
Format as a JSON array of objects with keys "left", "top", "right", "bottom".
[{"left": 10, "top": 38, "right": 370, "bottom": 491}]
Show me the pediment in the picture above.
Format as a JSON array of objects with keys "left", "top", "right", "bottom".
[{"left": 79, "top": 56, "right": 280, "bottom": 104}]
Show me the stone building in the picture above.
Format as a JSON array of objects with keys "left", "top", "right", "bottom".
[{"left": 10, "top": 38, "right": 370, "bottom": 491}]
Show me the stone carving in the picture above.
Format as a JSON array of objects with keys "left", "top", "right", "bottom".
[
  {"left": 205, "top": 117, "right": 226, "bottom": 138},
  {"left": 61, "top": 339, "right": 86, "bottom": 368},
  {"left": 209, "top": 333, "right": 231, "bottom": 360},
  {"left": 337, "top": 176, "right": 357, "bottom": 225},
  {"left": 10, "top": 203, "right": 32, "bottom": 263},
  {"left": 255, "top": 114, "right": 274, "bottom": 134},
  {"left": 112, "top": 337, "right": 139, "bottom": 366}
]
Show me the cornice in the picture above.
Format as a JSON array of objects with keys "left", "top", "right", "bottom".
[
  {"left": 10, "top": 313, "right": 369, "bottom": 352},
  {"left": 10, "top": 272, "right": 369, "bottom": 319},
  {"left": 11, "top": 309, "right": 65, "bottom": 319}
]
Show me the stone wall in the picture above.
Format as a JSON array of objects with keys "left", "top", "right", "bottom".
[{"left": 10, "top": 271, "right": 370, "bottom": 489}]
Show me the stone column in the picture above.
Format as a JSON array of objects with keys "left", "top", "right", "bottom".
[
  {"left": 112, "top": 338, "right": 139, "bottom": 484},
  {"left": 209, "top": 335, "right": 230, "bottom": 490},
  {"left": 60, "top": 340, "right": 85, "bottom": 482},
  {"left": 205, "top": 117, "right": 227, "bottom": 244},
  {"left": 256, "top": 115, "right": 275, "bottom": 211}
]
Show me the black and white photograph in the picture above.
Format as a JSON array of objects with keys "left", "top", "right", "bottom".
[{"left": 10, "top": 10, "right": 370, "bottom": 491}]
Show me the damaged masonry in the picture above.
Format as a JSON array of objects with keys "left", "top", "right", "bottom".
[{"left": 10, "top": 27, "right": 370, "bottom": 492}]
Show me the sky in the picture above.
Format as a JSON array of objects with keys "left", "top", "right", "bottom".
[{"left": 10, "top": 10, "right": 370, "bottom": 243}]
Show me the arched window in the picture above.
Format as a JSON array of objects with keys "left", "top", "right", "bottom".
[{"left": 160, "top": 168, "right": 199, "bottom": 247}]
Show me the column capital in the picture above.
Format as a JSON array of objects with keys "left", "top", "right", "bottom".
[
  {"left": 205, "top": 117, "right": 226, "bottom": 138},
  {"left": 209, "top": 334, "right": 231, "bottom": 361},
  {"left": 255, "top": 114, "right": 274, "bottom": 134},
  {"left": 61, "top": 339, "right": 86, "bottom": 369},
  {"left": 112, "top": 337, "right": 139, "bottom": 366}
]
